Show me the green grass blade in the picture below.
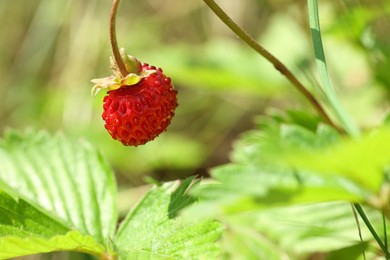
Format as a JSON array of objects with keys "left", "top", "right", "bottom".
[{"left": 308, "top": 0, "right": 359, "bottom": 136}]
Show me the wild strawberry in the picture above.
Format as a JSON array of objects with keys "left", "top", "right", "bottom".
[{"left": 92, "top": 49, "right": 178, "bottom": 146}]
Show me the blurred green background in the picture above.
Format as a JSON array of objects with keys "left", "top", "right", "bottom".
[{"left": 0, "top": 0, "right": 389, "bottom": 192}]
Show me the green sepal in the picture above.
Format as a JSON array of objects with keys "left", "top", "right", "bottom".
[
  {"left": 90, "top": 76, "right": 122, "bottom": 96},
  {"left": 120, "top": 48, "right": 142, "bottom": 74},
  {"left": 91, "top": 48, "right": 156, "bottom": 96},
  {"left": 110, "top": 49, "right": 142, "bottom": 77},
  {"left": 90, "top": 70, "right": 156, "bottom": 96}
]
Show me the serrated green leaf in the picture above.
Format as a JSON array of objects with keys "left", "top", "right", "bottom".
[
  {"left": 186, "top": 163, "right": 366, "bottom": 219},
  {"left": 0, "top": 230, "right": 105, "bottom": 259},
  {"left": 167, "top": 176, "right": 198, "bottom": 218},
  {"left": 238, "top": 122, "right": 388, "bottom": 192},
  {"left": 221, "top": 224, "right": 285, "bottom": 260},
  {"left": 0, "top": 130, "right": 117, "bottom": 245},
  {"left": 232, "top": 115, "right": 341, "bottom": 167},
  {"left": 285, "top": 127, "right": 390, "bottom": 191},
  {"left": 218, "top": 202, "right": 385, "bottom": 258},
  {"left": 119, "top": 251, "right": 174, "bottom": 260},
  {"left": 0, "top": 190, "right": 104, "bottom": 258},
  {"left": 115, "top": 179, "right": 223, "bottom": 259},
  {"left": 253, "top": 202, "right": 376, "bottom": 254},
  {"left": 184, "top": 120, "right": 372, "bottom": 220},
  {"left": 0, "top": 191, "right": 68, "bottom": 238}
]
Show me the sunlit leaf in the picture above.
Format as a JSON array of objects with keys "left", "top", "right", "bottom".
[
  {"left": 253, "top": 202, "right": 375, "bottom": 254},
  {"left": 285, "top": 127, "right": 390, "bottom": 191},
  {"left": 115, "top": 179, "right": 223, "bottom": 259},
  {"left": 184, "top": 116, "right": 388, "bottom": 221},
  {"left": 0, "top": 231, "right": 104, "bottom": 259},
  {"left": 0, "top": 191, "right": 104, "bottom": 258},
  {"left": 0, "top": 130, "right": 117, "bottom": 245}
]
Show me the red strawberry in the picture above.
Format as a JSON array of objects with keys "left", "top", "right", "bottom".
[{"left": 92, "top": 50, "right": 178, "bottom": 146}]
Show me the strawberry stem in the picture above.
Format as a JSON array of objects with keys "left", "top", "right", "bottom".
[
  {"left": 201, "top": 0, "right": 344, "bottom": 134},
  {"left": 110, "top": 0, "right": 128, "bottom": 78}
]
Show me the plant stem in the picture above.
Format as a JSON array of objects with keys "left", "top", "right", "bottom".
[
  {"left": 202, "top": 0, "right": 344, "bottom": 134},
  {"left": 202, "top": 0, "right": 389, "bottom": 257},
  {"left": 384, "top": 210, "right": 388, "bottom": 258},
  {"left": 354, "top": 203, "right": 390, "bottom": 258},
  {"left": 110, "top": 0, "right": 128, "bottom": 77},
  {"left": 351, "top": 203, "right": 367, "bottom": 260}
]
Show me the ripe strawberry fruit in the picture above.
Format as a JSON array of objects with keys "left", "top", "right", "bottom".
[{"left": 92, "top": 49, "right": 178, "bottom": 146}]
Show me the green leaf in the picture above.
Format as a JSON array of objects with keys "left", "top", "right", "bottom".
[
  {"left": 285, "top": 127, "right": 390, "bottom": 191},
  {"left": 221, "top": 224, "right": 286, "bottom": 260},
  {"left": 0, "top": 191, "right": 68, "bottom": 237},
  {"left": 253, "top": 202, "right": 375, "bottom": 254},
  {"left": 184, "top": 119, "right": 373, "bottom": 219},
  {"left": 0, "top": 130, "right": 117, "bottom": 245},
  {"left": 218, "top": 202, "right": 385, "bottom": 258},
  {"left": 232, "top": 112, "right": 341, "bottom": 167},
  {"left": 0, "top": 191, "right": 104, "bottom": 258},
  {"left": 326, "top": 244, "right": 367, "bottom": 260},
  {"left": 167, "top": 176, "right": 198, "bottom": 218},
  {"left": 0, "top": 231, "right": 105, "bottom": 259},
  {"left": 186, "top": 163, "right": 366, "bottom": 219},
  {"left": 115, "top": 179, "right": 223, "bottom": 259},
  {"left": 240, "top": 121, "right": 388, "bottom": 192}
]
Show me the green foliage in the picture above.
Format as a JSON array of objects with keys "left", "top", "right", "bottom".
[
  {"left": 0, "top": 130, "right": 117, "bottom": 244},
  {"left": 252, "top": 202, "right": 372, "bottom": 253},
  {"left": 284, "top": 127, "right": 390, "bottom": 192},
  {"left": 115, "top": 180, "right": 222, "bottom": 259},
  {"left": 182, "top": 112, "right": 390, "bottom": 258},
  {"left": 2, "top": 0, "right": 386, "bottom": 180},
  {"left": 0, "top": 131, "right": 222, "bottom": 259},
  {"left": 185, "top": 115, "right": 376, "bottom": 218},
  {"left": 0, "top": 191, "right": 68, "bottom": 238},
  {"left": 0, "top": 192, "right": 105, "bottom": 258},
  {"left": 1, "top": 0, "right": 390, "bottom": 259},
  {"left": 0, "top": 231, "right": 105, "bottom": 259}
]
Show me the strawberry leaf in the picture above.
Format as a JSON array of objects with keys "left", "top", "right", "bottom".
[
  {"left": 221, "top": 202, "right": 382, "bottom": 258},
  {"left": 0, "top": 191, "right": 105, "bottom": 258},
  {"left": 0, "top": 130, "right": 117, "bottom": 247},
  {"left": 0, "top": 231, "right": 105, "bottom": 259},
  {"left": 184, "top": 118, "right": 371, "bottom": 219},
  {"left": 0, "top": 191, "right": 68, "bottom": 238},
  {"left": 282, "top": 127, "right": 390, "bottom": 192},
  {"left": 115, "top": 178, "right": 223, "bottom": 259}
]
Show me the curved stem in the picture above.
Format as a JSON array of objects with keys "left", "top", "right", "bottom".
[
  {"left": 202, "top": 1, "right": 389, "bottom": 255},
  {"left": 202, "top": 0, "right": 344, "bottom": 133},
  {"left": 110, "top": 0, "right": 127, "bottom": 77}
]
